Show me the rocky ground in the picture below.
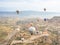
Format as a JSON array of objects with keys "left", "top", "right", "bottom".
[{"left": 0, "top": 16, "right": 60, "bottom": 45}]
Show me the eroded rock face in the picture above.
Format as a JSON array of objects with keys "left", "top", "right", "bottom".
[{"left": 0, "top": 17, "right": 60, "bottom": 45}]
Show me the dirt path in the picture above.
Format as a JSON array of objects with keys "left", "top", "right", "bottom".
[{"left": 0, "top": 29, "right": 20, "bottom": 45}]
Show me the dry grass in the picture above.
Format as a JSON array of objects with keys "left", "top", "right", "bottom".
[{"left": 0, "top": 18, "right": 60, "bottom": 45}]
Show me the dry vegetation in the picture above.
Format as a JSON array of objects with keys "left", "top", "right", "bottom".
[{"left": 0, "top": 17, "right": 60, "bottom": 45}]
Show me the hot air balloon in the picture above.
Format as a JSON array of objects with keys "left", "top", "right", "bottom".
[
  {"left": 44, "top": 18, "right": 47, "bottom": 21},
  {"left": 16, "top": 10, "right": 19, "bottom": 14},
  {"left": 44, "top": 8, "right": 46, "bottom": 11}
]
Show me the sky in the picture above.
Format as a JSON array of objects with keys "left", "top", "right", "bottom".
[{"left": 0, "top": 0, "right": 60, "bottom": 12}]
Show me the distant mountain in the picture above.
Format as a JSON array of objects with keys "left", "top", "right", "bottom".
[
  {"left": 48, "top": 16, "right": 60, "bottom": 23},
  {"left": 0, "top": 11, "right": 60, "bottom": 19}
]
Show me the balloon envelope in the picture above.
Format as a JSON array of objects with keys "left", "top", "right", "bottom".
[
  {"left": 16, "top": 10, "right": 19, "bottom": 14},
  {"left": 44, "top": 8, "right": 46, "bottom": 11},
  {"left": 44, "top": 18, "right": 47, "bottom": 21}
]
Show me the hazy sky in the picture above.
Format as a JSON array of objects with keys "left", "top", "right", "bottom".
[{"left": 0, "top": 0, "right": 60, "bottom": 12}]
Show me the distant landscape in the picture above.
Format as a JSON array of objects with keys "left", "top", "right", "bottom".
[
  {"left": 0, "top": 11, "right": 60, "bottom": 19},
  {"left": 0, "top": 14, "right": 60, "bottom": 45}
]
